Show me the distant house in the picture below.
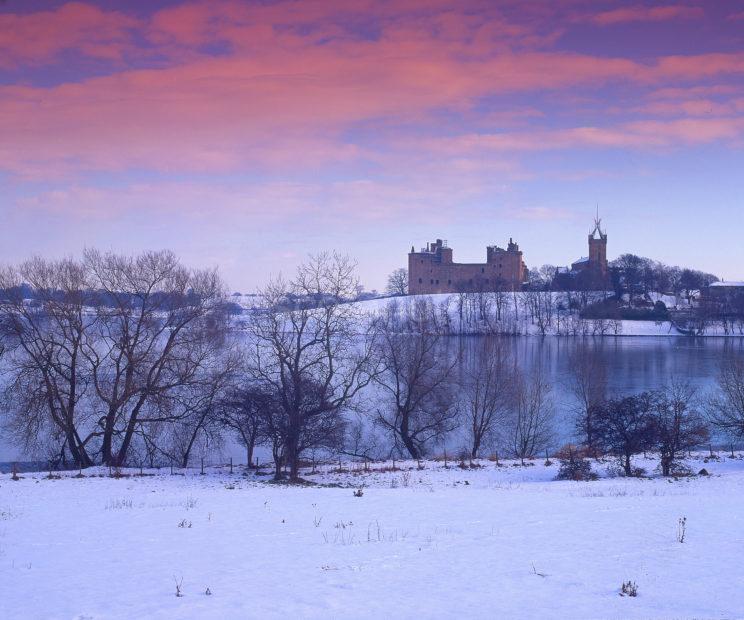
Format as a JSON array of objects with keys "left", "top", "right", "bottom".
[{"left": 708, "top": 281, "right": 744, "bottom": 297}]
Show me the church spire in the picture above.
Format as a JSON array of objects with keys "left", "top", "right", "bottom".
[{"left": 591, "top": 204, "right": 605, "bottom": 238}]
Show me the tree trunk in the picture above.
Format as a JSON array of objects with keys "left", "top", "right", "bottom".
[
  {"left": 400, "top": 412, "right": 421, "bottom": 459},
  {"left": 101, "top": 408, "right": 116, "bottom": 466},
  {"left": 246, "top": 435, "right": 255, "bottom": 469},
  {"left": 285, "top": 428, "right": 300, "bottom": 480},
  {"left": 471, "top": 424, "right": 481, "bottom": 460},
  {"left": 661, "top": 455, "right": 671, "bottom": 477},
  {"left": 65, "top": 427, "right": 92, "bottom": 467},
  {"left": 272, "top": 443, "right": 284, "bottom": 480}
]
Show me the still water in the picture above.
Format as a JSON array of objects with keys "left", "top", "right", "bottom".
[
  {"left": 451, "top": 335, "right": 744, "bottom": 448},
  {"left": 2, "top": 336, "right": 743, "bottom": 462}
]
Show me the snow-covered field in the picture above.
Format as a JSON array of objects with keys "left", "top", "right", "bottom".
[{"left": 2, "top": 456, "right": 744, "bottom": 619}]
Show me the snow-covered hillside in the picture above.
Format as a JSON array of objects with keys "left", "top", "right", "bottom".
[
  {"left": 233, "top": 291, "right": 744, "bottom": 337},
  {"left": 3, "top": 455, "right": 744, "bottom": 619},
  {"left": 353, "top": 294, "right": 734, "bottom": 337}
]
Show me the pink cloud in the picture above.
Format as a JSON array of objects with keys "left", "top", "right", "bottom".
[
  {"left": 1, "top": 1, "right": 744, "bottom": 179},
  {"left": 427, "top": 117, "right": 744, "bottom": 153},
  {"left": 1, "top": 43, "right": 743, "bottom": 177},
  {"left": 648, "top": 84, "right": 744, "bottom": 100},
  {"left": 641, "top": 98, "right": 744, "bottom": 117},
  {"left": 0, "top": 2, "right": 139, "bottom": 68},
  {"left": 589, "top": 5, "right": 704, "bottom": 26}
]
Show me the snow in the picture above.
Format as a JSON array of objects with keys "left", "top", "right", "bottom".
[
  {"left": 3, "top": 455, "right": 744, "bottom": 619},
  {"left": 349, "top": 295, "right": 739, "bottom": 337},
  {"left": 231, "top": 291, "right": 744, "bottom": 337},
  {"left": 710, "top": 281, "right": 744, "bottom": 288}
]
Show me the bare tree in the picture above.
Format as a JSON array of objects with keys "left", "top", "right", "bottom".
[
  {"left": 217, "top": 384, "right": 274, "bottom": 468},
  {"left": 0, "top": 258, "right": 96, "bottom": 466},
  {"left": 532, "top": 291, "right": 555, "bottom": 335},
  {"left": 653, "top": 380, "right": 708, "bottom": 476},
  {"left": 167, "top": 350, "right": 241, "bottom": 468},
  {"left": 83, "top": 249, "right": 227, "bottom": 466},
  {"left": 245, "top": 253, "right": 377, "bottom": 481},
  {"left": 594, "top": 393, "right": 656, "bottom": 476},
  {"left": 508, "top": 367, "right": 554, "bottom": 464},
  {"left": 462, "top": 338, "right": 514, "bottom": 459},
  {"left": 341, "top": 411, "right": 383, "bottom": 462},
  {"left": 566, "top": 341, "right": 607, "bottom": 455},
  {"left": 374, "top": 298, "right": 459, "bottom": 459},
  {"left": 385, "top": 268, "right": 408, "bottom": 296},
  {"left": 707, "top": 354, "right": 744, "bottom": 440}
]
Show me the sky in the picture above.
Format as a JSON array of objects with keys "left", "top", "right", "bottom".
[{"left": 1, "top": 0, "right": 743, "bottom": 292}]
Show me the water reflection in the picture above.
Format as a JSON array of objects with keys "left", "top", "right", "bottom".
[{"left": 454, "top": 335, "right": 744, "bottom": 446}]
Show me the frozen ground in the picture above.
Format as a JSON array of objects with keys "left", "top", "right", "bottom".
[{"left": 2, "top": 455, "right": 744, "bottom": 619}]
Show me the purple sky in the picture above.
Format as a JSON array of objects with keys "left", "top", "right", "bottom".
[{"left": 2, "top": 0, "right": 744, "bottom": 291}]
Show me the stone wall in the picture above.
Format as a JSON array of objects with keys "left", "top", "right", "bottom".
[{"left": 408, "top": 238, "right": 526, "bottom": 294}]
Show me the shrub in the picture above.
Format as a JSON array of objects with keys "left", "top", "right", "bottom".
[
  {"left": 555, "top": 443, "right": 593, "bottom": 460},
  {"left": 581, "top": 298, "right": 669, "bottom": 321},
  {"left": 556, "top": 453, "right": 597, "bottom": 481},
  {"left": 620, "top": 581, "right": 638, "bottom": 597}
]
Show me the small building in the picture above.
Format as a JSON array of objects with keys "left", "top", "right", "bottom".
[
  {"left": 708, "top": 281, "right": 744, "bottom": 296},
  {"left": 408, "top": 238, "right": 527, "bottom": 295}
]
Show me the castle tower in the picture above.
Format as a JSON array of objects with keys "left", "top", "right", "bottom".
[{"left": 588, "top": 214, "right": 608, "bottom": 278}]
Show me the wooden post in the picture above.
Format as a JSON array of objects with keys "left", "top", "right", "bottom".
[
  {"left": 230, "top": 457, "right": 233, "bottom": 474},
  {"left": 201, "top": 457, "right": 205, "bottom": 475}
]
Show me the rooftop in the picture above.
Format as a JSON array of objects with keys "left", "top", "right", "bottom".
[{"left": 710, "top": 281, "right": 744, "bottom": 288}]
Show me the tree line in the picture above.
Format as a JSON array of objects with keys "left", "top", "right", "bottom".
[{"left": 1, "top": 250, "right": 743, "bottom": 481}]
